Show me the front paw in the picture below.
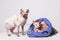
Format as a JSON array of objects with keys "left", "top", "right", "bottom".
[
  {"left": 22, "top": 33, "right": 25, "bottom": 35},
  {"left": 17, "top": 34, "right": 20, "bottom": 37},
  {"left": 8, "top": 34, "right": 11, "bottom": 36},
  {"left": 14, "top": 32, "right": 20, "bottom": 37}
]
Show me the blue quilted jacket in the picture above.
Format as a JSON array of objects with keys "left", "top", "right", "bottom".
[{"left": 27, "top": 18, "right": 52, "bottom": 37}]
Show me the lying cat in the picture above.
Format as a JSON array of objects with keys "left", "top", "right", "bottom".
[{"left": 32, "top": 21, "right": 48, "bottom": 32}]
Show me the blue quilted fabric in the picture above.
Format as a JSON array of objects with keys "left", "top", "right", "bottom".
[{"left": 27, "top": 18, "right": 52, "bottom": 37}]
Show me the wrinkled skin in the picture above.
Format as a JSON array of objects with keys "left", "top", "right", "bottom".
[{"left": 5, "top": 9, "right": 29, "bottom": 37}]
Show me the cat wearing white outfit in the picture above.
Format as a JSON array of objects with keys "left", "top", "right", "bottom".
[{"left": 5, "top": 9, "right": 29, "bottom": 36}]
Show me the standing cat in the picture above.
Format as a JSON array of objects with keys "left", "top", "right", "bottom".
[{"left": 5, "top": 9, "right": 29, "bottom": 36}]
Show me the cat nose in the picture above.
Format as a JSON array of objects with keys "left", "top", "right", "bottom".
[
  {"left": 39, "top": 26, "right": 42, "bottom": 30},
  {"left": 23, "top": 14, "right": 28, "bottom": 19},
  {"left": 39, "top": 25, "right": 42, "bottom": 30}
]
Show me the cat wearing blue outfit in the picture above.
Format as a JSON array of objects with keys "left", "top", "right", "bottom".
[{"left": 27, "top": 18, "right": 53, "bottom": 37}]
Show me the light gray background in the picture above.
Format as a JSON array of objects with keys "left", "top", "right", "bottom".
[{"left": 0, "top": 0, "right": 60, "bottom": 40}]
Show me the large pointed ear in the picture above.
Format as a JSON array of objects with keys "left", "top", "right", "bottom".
[
  {"left": 26, "top": 9, "right": 29, "bottom": 13},
  {"left": 20, "top": 9, "right": 24, "bottom": 15},
  {"left": 20, "top": 9, "right": 24, "bottom": 12},
  {"left": 32, "top": 21, "right": 35, "bottom": 24}
]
